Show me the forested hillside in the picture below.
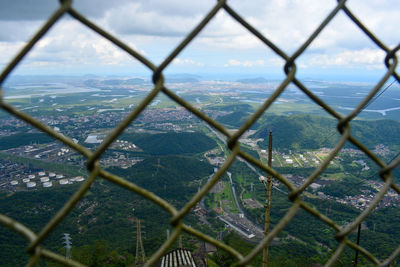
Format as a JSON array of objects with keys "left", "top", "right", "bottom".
[
  {"left": 121, "top": 132, "right": 217, "bottom": 155},
  {"left": 252, "top": 114, "right": 400, "bottom": 150}
]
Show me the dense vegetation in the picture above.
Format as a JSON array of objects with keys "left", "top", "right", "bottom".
[
  {"left": 320, "top": 176, "right": 375, "bottom": 198},
  {"left": 1, "top": 98, "right": 399, "bottom": 266},
  {"left": 121, "top": 132, "right": 217, "bottom": 155},
  {"left": 219, "top": 159, "right": 400, "bottom": 266},
  {"left": 0, "top": 155, "right": 214, "bottom": 266},
  {"left": 253, "top": 114, "right": 400, "bottom": 150},
  {"left": 0, "top": 132, "right": 54, "bottom": 150},
  {"left": 109, "top": 155, "right": 213, "bottom": 202},
  {"left": 217, "top": 111, "right": 252, "bottom": 128},
  {"left": 212, "top": 231, "right": 327, "bottom": 267}
]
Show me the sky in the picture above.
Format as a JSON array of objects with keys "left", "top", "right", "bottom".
[{"left": 0, "top": 0, "right": 399, "bottom": 81}]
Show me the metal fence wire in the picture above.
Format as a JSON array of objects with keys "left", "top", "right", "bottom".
[{"left": 0, "top": 0, "right": 399, "bottom": 266}]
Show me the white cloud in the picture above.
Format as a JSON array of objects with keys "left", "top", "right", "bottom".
[
  {"left": 226, "top": 0, "right": 399, "bottom": 52},
  {"left": 0, "top": 20, "right": 146, "bottom": 70},
  {"left": 308, "top": 48, "right": 386, "bottom": 68},
  {"left": 0, "top": 0, "right": 398, "bottom": 74},
  {"left": 105, "top": 2, "right": 206, "bottom": 37},
  {"left": 224, "top": 59, "right": 265, "bottom": 67},
  {"left": 0, "top": 42, "right": 26, "bottom": 64},
  {"left": 172, "top": 58, "right": 204, "bottom": 66}
]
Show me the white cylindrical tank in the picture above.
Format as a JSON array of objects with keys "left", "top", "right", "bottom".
[
  {"left": 23, "top": 178, "right": 30, "bottom": 183},
  {"left": 49, "top": 172, "right": 56, "bottom": 178},
  {"left": 43, "top": 181, "right": 53, "bottom": 187},
  {"left": 38, "top": 171, "right": 46, "bottom": 176},
  {"left": 40, "top": 177, "right": 50, "bottom": 182},
  {"left": 56, "top": 174, "right": 64, "bottom": 179},
  {"left": 28, "top": 174, "right": 36, "bottom": 179},
  {"left": 27, "top": 182, "right": 36, "bottom": 188},
  {"left": 75, "top": 176, "right": 84, "bottom": 182},
  {"left": 59, "top": 179, "right": 68, "bottom": 185},
  {"left": 10, "top": 180, "right": 18, "bottom": 186}
]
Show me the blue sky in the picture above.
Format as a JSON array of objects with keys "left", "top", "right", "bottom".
[{"left": 0, "top": 0, "right": 398, "bottom": 81}]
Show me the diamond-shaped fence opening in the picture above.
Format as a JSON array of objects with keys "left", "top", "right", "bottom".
[{"left": 0, "top": 0, "right": 399, "bottom": 266}]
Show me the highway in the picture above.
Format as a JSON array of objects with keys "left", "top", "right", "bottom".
[
  {"left": 205, "top": 123, "right": 287, "bottom": 196},
  {"left": 227, "top": 172, "right": 244, "bottom": 215}
]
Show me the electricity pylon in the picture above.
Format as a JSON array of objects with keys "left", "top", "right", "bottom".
[
  {"left": 178, "top": 234, "right": 183, "bottom": 248},
  {"left": 135, "top": 219, "right": 146, "bottom": 266},
  {"left": 62, "top": 233, "right": 72, "bottom": 260}
]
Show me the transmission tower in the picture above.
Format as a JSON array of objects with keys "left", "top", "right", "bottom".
[
  {"left": 62, "top": 233, "right": 72, "bottom": 259},
  {"left": 152, "top": 158, "right": 161, "bottom": 177},
  {"left": 354, "top": 223, "right": 362, "bottom": 267},
  {"left": 178, "top": 234, "right": 183, "bottom": 248},
  {"left": 156, "top": 158, "right": 161, "bottom": 173},
  {"left": 135, "top": 219, "right": 146, "bottom": 266}
]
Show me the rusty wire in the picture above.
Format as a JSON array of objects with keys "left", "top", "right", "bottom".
[{"left": 0, "top": 0, "right": 399, "bottom": 266}]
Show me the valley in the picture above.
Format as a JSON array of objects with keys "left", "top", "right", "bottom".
[{"left": 0, "top": 75, "right": 399, "bottom": 266}]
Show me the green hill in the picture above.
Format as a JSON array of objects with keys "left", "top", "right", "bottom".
[
  {"left": 121, "top": 131, "right": 217, "bottom": 155},
  {"left": 216, "top": 111, "right": 252, "bottom": 128},
  {"left": 110, "top": 155, "right": 213, "bottom": 201},
  {"left": 0, "top": 132, "right": 54, "bottom": 150},
  {"left": 0, "top": 154, "right": 214, "bottom": 266},
  {"left": 252, "top": 114, "right": 400, "bottom": 150}
]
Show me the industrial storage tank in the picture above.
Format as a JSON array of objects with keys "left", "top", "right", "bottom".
[
  {"left": 40, "top": 177, "right": 50, "bottom": 182},
  {"left": 43, "top": 181, "right": 53, "bottom": 188},
  {"left": 59, "top": 179, "right": 68, "bottom": 185},
  {"left": 75, "top": 176, "right": 84, "bottom": 182},
  {"left": 49, "top": 172, "right": 56, "bottom": 178},
  {"left": 10, "top": 180, "right": 18, "bottom": 186},
  {"left": 38, "top": 171, "right": 46, "bottom": 176},
  {"left": 22, "top": 178, "right": 30, "bottom": 183},
  {"left": 26, "top": 182, "right": 36, "bottom": 188},
  {"left": 28, "top": 174, "right": 35, "bottom": 179},
  {"left": 56, "top": 174, "right": 64, "bottom": 179}
]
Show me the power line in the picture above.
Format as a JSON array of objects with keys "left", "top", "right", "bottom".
[{"left": 363, "top": 79, "right": 396, "bottom": 110}]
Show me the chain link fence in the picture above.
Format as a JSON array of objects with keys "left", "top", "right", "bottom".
[{"left": 0, "top": 0, "right": 399, "bottom": 266}]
